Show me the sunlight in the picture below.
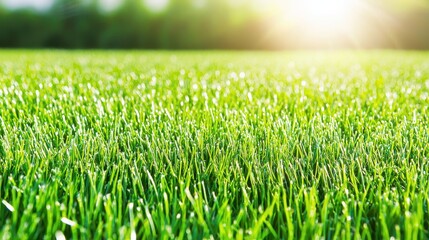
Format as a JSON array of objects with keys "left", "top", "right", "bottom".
[
  {"left": 285, "top": 0, "right": 358, "bottom": 34},
  {"left": 2, "top": 0, "right": 53, "bottom": 11},
  {"left": 145, "top": 0, "right": 169, "bottom": 12},
  {"left": 99, "top": 0, "right": 122, "bottom": 12}
]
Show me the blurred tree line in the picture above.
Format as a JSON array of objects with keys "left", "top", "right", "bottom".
[{"left": 0, "top": 0, "right": 428, "bottom": 49}]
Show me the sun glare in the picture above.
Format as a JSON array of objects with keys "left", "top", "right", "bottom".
[
  {"left": 285, "top": 0, "right": 357, "bottom": 34},
  {"left": 145, "top": 0, "right": 169, "bottom": 12},
  {"left": 99, "top": 0, "right": 122, "bottom": 12},
  {"left": 2, "top": 0, "right": 54, "bottom": 11}
]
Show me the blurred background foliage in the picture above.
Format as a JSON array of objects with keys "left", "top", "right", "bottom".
[{"left": 0, "top": 0, "right": 428, "bottom": 49}]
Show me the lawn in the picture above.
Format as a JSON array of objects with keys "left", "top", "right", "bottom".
[{"left": 1, "top": 51, "right": 429, "bottom": 239}]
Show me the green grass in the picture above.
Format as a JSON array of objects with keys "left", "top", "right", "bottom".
[{"left": 1, "top": 50, "right": 429, "bottom": 239}]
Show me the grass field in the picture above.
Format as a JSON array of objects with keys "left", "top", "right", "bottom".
[{"left": 1, "top": 51, "right": 429, "bottom": 239}]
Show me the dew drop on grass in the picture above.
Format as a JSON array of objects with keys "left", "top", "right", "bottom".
[
  {"left": 247, "top": 92, "right": 252, "bottom": 101},
  {"left": 55, "top": 231, "right": 66, "bottom": 240},
  {"left": 61, "top": 217, "right": 77, "bottom": 227},
  {"left": 2, "top": 200, "right": 14, "bottom": 212}
]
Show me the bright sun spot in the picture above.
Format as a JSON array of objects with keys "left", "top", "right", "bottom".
[
  {"left": 285, "top": 0, "right": 357, "bottom": 34},
  {"left": 99, "top": 0, "right": 122, "bottom": 12},
  {"left": 145, "top": 0, "right": 169, "bottom": 12},
  {"left": 2, "top": 0, "right": 53, "bottom": 11}
]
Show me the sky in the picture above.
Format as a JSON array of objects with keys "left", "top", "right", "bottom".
[
  {"left": 1, "top": 0, "right": 427, "bottom": 12},
  {"left": 1, "top": 0, "right": 54, "bottom": 10},
  {"left": 0, "top": 0, "right": 170, "bottom": 11}
]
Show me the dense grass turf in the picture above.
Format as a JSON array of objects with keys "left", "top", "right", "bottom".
[{"left": 1, "top": 51, "right": 429, "bottom": 239}]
